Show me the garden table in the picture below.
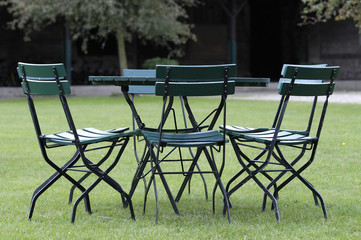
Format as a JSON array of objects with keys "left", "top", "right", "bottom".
[
  {"left": 89, "top": 72, "right": 270, "bottom": 219},
  {"left": 89, "top": 75, "right": 270, "bottom": 130}
]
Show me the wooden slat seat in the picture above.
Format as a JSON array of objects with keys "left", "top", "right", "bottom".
[
  {"left": 142, "top": 129, "right": 227, "bottom": 147},
  {"left": 42, "top": 127, "right": 131, "bottom": 145}
]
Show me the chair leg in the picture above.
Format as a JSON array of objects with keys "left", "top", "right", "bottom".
[
  {"left": 226, "top": 138, "right": 280, "bottom": 221},
  {"left": 278, "top": 145, "right": 327, "bottom": 217},
  {"left": 288, "top": 169, "right": 328, "bottom": 218},
  {"left": 68, "top": 145, "right": 115, "bottom": 204},
  {"left": 143, "top": 173, "right": 154, "bottom": 215},
  {"left": 272, "top": 165, "right": 320, "bottom": 207},
  {"left": 28, "top": 171, "right": 62, "bottom": 220},
  {"left": 175, "top": 149, "right": 203, "bottom": 202},
  {"left": 212, "top": 145, "right": 226, "bottom": 212},
  {"left": 225, "top": 167, "right": 247, "bottom": 193},
  {"left": 155, "top": 163, "right": 180, "bottom": 215},
  {"left": 195, "top": 162, "right": 208, "bottom": 200},
  {"left": 202, "top": 148, "right": 231, "bottom": 223},
  {"left": 133, "top": 138, "right": 149, "bottom": 197},
  {"left": 227, "top": 167, "right": 280, "bottom": 221},
  {"left": 71, "top": 178, "right": 101, "bottom": 223},
  {"left": 262, "top": 146, "right": 308, "bottom": 210},
  {"left": 153, "top": 172, "right": 159, "bottom": 224},
  {"left": 123, "top": 192, "right": 136, "bottom": 221},
  {"left": 74, "top": 138, "right": 136, "bottom": 222},
  {"left": 129, "top": 150, "right": 151, "bottom": 200},
  {"left": 29, "top": 156, "right": 92, "bottom": 220},
  {"left": 148, "top": 146, "right": 161, "bottom": 224},
  {"left": 185, "top": 146, "right": 208, "bottom": 200},
  {"left": 274, "top": 152, "right": 328, "bottom": 218},
  {"left": 253, "top": 175, "right": 280, "bottom": 221},
  {"left": 68, "top": 172, "right": 91, "bottom": 204}
]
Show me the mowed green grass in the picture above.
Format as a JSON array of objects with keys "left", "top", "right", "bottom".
[{"left": 0, "top": 95, "right": 360, "bottom": 239}]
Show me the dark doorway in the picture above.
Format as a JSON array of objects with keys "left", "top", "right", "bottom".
[{"left": 249, "top": 0, "right": 282, "bottom": 80}]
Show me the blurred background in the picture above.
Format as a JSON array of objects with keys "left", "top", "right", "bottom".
[{"left": 0, "top": 0, "right": 360, "bottom": 86}]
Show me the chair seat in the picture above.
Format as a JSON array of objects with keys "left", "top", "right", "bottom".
[
  {"left": 42, "top": 127, "right": 133, "bottom": 145},
  {"left": 221, "top": 125, "right": 270, "bottom": 134},
  {"left": 222, "top": 125, "right": 315, "bottom": 145},
  {"left": 141, "top": 129, "right": 227, "bottom": 147},
  {"left": 142, "top": 125, "right": 209, "bottom": 134}
]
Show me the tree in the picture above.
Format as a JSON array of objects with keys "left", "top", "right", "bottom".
[
  {"left": 300, "top": 0, "right": 361, "bottom": 30},
  {"left": 216, "top": 0, "right": 247, "bottom": 65},
  {"left": 1, "top": 0, "right": 197, "bottom": 73}
]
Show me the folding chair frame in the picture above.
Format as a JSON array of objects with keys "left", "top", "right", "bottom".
[
  {"left": 128, "top": 64, "right": 236, "bottom": 223},
  {"left": 19, "top": 62, "right": 135, "bottom": 223},
  {"left": 224, "top": 65, "right": 339, "bottom": 221},
  {"left": 124, "top": 69, "right": 209, "bottom": 203}
]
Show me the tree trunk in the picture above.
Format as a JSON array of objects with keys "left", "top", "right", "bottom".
[
  {"left": 217, "top": 0, "right": 248, "bottom": 64},
  {"left": 64, "top": 23, "right": 72, "bottom": 84},
  {"left": 116, "top": 30, "right": 128, "bottom": 75}
]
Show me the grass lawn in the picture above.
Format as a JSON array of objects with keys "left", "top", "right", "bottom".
[{"left": 0, "top": 95, "right": 360, "bottom": 239}]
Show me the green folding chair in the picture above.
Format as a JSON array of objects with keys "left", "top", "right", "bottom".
[
  {"left": 124, "top": 69, "right": 209, "bottom": 202},
  {"left": 222, "top": 64, "right": 339, "bottom": 221},
  {"left": 18, "top": 62, "right": 135, "bottom": 223},
  {"left": 129, "top": 64, "right": 236, "bottom": 223}
]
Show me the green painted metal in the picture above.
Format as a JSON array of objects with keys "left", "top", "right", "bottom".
[
  {"left": 222, "top": 63, "right": 340, "bottom": 222},
  {"left": 241, "top": 130, "right": 316, "bottom": 145},
  {"left": 278, "top": 82, "right": 335, "bottom": 96},
  {"left": 123, "top": 69, "right": 156, "bottom": 77},
  {"left": 19, "top": 62, "right": 136, "bottom": 223},
  {"left": 155, "top": 64, "right": 236, "bottom": 96},
  {"left": 155, "top": 64, "right": 237, "bottom": 80},
  {"left": 44, "top": 127, "right": 132, "bottom": 145},
  {"left": 280, "top": 64, "right": 328, "bottom": 77},
  {"left": 89, "top": 76, "right": 269, "bottom": 87},
  {"left": 124, "top": 69, "right": 156, "bottom": 94},
  {"left": 21, "top": 81, "right": 71, "bottom": 95},
  {"left": 283, "top": 66, "right": 340, "bottom": 80},
  {"left": 129, "top": 64, "right": 233, "bottom": 223},
  {"left": 18, "top": 62, "right": 71, "bottom": 95},
  {"left": 142, "top": 129, "right": 227, "bottom": 147},
  {"left": 18, "top": 62, "right": 67, "bottom": 79},
  {"left": 155, "top": 81, "right": 235, "bottom": 96}
]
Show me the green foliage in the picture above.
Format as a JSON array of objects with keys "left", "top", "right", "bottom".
[
  {"left": 1, "top": 0, "right": 198, "bottom": 71},
  {"left": 301, "top": 0, "right": 361, "bottom": 30},
  {"left": 142, "top": 57, "right": 179, "bottom": 69},
  {"left": 1, "top": 96, "right": 361, "bottom": 239},
  {"left": 1, "top": 0, "right": 197, "bottom": 51}
]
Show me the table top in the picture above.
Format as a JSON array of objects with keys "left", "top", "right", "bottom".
[{"left": 89, "top": 76, "right": 270, "bottom": 87}]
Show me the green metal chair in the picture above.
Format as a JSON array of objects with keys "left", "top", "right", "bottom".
[
  {"left": 129, "top": 64, "right": 236, "bottom": 223},
  {"left": 222, "top": 64, "right": 339, "bottom": 221},
  {"left": 124, "top": 69, "right": 209, "bottom": 202},
  {"left": 18, "top": 62, "right": 135, "bottom": 223}
]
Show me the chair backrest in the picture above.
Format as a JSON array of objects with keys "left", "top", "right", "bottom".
[
  {"left": 123, "top": 69, "right": 156, "bottom": 94},
  {"left": 280, "top": 64, "right": 328, "bottom": 77},
  {"left": 18, "top": 62, "right": 71, "bottom": 95},
  {"left": 155, "top": 64, "right": 236, "bottom": 96},
  {"left": 154, "top": 64, "right": 236, "bottom": 131},
  {"left": 273, "top": 64, "right": 340, "bottom": 140},
  {"left": 278, "top": 66, "right": 339, "bottom": 96},
  {"left": 278, "top": 64, "right": 328, "bottom": 90},
  {"left": 156, "top": 64, "right": 237, "bottom": 81},
  {"left": 17, "top": 62, "right": 77, "bottom": 143}
]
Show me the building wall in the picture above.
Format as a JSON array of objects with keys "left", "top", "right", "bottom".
[{"left": 307, "top": 19, "right": 361, "bottom": 80}]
